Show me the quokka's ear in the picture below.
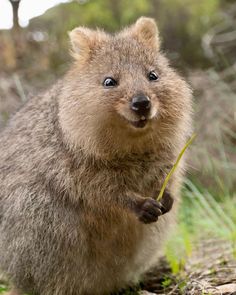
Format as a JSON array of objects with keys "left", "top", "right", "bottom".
[
  {"left": 69, "top": 27, "right": 107, "bottom": 60},
  {"left": 131, "top": 17, "right": 160, "bottom": 50}
]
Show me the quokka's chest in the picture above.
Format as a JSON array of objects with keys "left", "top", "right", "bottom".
[
  {"left": 123, "top": 161, "right": 169, "bottom": 197},
  {"left": 76, "top": 157, "right": 171, "bottom": 198}
]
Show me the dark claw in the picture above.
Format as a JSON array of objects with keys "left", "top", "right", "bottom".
[
  {"left": 159, "top": 191, "right": 174, "bottom": 215},
  {"left": 134, "top": 198, "right": 163, "bottom": 224}
]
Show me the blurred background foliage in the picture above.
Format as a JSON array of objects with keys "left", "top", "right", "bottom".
[
  {"left": 0, "top": 0, "right": 236, "bottom": 292},
  {"left": 1, "top": 0, "right": 235, "bottom": 74}
]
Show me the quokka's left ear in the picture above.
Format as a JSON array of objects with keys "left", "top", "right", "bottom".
[{"left": 130, "top": 17, "right": 161, "bottom": 50}]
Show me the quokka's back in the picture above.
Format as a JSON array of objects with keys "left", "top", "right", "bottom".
[{"left": 0, "top": 17, "right": 192, "bottom": 295}]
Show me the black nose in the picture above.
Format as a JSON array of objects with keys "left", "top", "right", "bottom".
[{"left": 131, "top": 95, "right": 151, "bottom": 116}]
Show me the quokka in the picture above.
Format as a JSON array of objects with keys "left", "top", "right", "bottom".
[{"left": 0, "top": 17, "right": 192, "bottom": 295}]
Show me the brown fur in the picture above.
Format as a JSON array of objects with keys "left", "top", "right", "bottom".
[{"left": 0, "top": 17, "right": 192, "bottom": 295}]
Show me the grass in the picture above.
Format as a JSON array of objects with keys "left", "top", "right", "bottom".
[
  {"left": 166, "top": 179, "right": 236, "bottom": 267},
  {"left": 161, "top": 116, "right": 236, "bottom": 293},
  {"left": 0, "top": 286, "right": 8, "bottom": 293},
  {"left": 157, "top": 133, "right": 197, "bottom": 201}
]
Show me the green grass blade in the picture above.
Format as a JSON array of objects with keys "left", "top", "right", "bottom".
[{"left": 157, "top": 133, "right": 196, "bottom": 201}]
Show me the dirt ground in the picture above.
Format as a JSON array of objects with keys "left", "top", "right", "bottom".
[{"left": 140, "top": 239, "right": 236, "bottom": 294}]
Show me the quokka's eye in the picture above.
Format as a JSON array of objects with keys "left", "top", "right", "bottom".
[
  {"left": 148, "top": 71, "right": 159, "bottom": 81},
  {"left": 103, "top": 77, "right": 118, "bottom": 88}
]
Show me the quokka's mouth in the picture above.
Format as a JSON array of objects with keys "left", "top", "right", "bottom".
[{"left": 129, "top": 116, "right": 148, "bottom": 129}]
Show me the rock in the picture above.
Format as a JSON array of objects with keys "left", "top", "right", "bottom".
[
  {"left": 206, "top": 283, "right": 236, "bottom": 294},
  {"left": 139, "top": 291, "right": 158, "bottom": 295}
]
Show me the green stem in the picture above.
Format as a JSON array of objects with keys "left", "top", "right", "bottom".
[{"left": 156, "top": 133, "right": 196, "bottom": 201}]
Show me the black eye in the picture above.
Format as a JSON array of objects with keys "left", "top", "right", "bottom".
[
  {"left": 103, "top": 77, "right": 117, "bottom": 88},
  {"left": 148, "top": 71, "right": 159, "bottom": 81}
]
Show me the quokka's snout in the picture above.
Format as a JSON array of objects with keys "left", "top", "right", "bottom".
[
  {"left": 129, "top": 93, "right": 151, "bottom": 128},
  {"left": 115, "top": 91, "right": 159, "bottom": 130}
]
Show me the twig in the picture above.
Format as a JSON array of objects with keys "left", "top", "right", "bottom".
[{"left": 13, "top": 73, "right": 26, "bottom": 102}]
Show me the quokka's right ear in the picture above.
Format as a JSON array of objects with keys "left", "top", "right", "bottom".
[
  {"left": 69, "top": 27, "right": 107, "bottom": 60},
  {"left": 124, "top": 17, "right": 161, "bottom": 51}
]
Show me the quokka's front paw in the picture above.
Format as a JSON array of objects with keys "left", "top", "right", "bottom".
[{"left": 134, "top": 198, "right": 163, "bottom": 224}]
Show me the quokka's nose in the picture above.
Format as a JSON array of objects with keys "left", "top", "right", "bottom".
[{"left": 131, "top": 95, "right": 151, "bottom": 117}]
